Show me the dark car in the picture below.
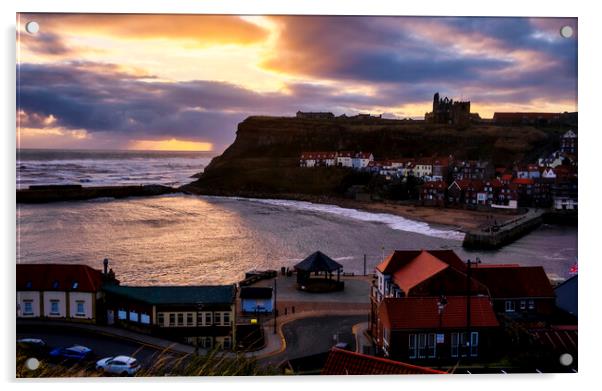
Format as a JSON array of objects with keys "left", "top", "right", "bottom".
[
  {"left": 49, "top": 345, "right": 94, "bottom": 363},
  {"left": 17, "top": 338, "right": 50, "bottom": 356}
]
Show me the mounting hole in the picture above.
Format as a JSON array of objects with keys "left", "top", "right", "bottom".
[
  {"left": 25, "top": 357, "right": 40, "bottom": 371},
  {"left": 559, "top": 353, "right": 573, "bottom": 366},
  {"left": 560, "top": 25, "right": 573, "bottom": 38},
  {"left": 25, "top": 21, "right": 40, "bottom": 34}
]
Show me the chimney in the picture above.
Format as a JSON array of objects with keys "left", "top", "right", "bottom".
[{"left": 103, "top": 258, "right": 109, "bottom": 275}]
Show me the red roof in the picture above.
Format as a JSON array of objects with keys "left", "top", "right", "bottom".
[
  {"left": 379, "top": 296, "right": 499, "bottom": 330},
  {"left": 376, "top": 250, "right": 466, "bottom": 274},
  {"left": 512, "top": 178, "right": 534, "bottom": 185},
  {"left": 391, "top": 252, "right": 450, "bottom": 294},
  {"left": 471, "top": 266, "right": 555, "bottom": 299},
  {"left": 450, "top": 180, "right": 484, "bottom": 191},
  {"left": 17, "top": 264, "right": 104, "bottom": 292},
  {"left": 501, "top": 174, "right": 513, "bottom": 181},
  {"left": 322, "top": 348, "right": 446, "bottom": 375}
]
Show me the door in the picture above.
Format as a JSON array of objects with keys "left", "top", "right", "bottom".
[{"left": 107, "top": 310, "right": 114, "bottom": 325}]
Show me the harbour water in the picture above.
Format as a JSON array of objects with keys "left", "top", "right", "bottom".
[
  {"left": 17, "top": 194, "right": 577, "bottom": 285},
  {"left": 16, "top": 149, "right": 577, "bottom": 285}
]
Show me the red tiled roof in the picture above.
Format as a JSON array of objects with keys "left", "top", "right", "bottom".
[
  {"left": 512, "top": 178, "right": 534, "bottom": 185},
  {"left": 376, "top": 250, "right": 466, "bottom": 274},
  {"left": 379, "top": 296, "right": 499, "bottom": 330},
  {"left": 391, "top": 252, "right": 450, "bottom": 293},
  {"left": 17, "top": 264, "right": 104, "bottom": 292},
  {"left": 471, "top": 266, "right": 555, "bottom": 299},
  {"left": 322, "top": 348, "right": 446, "bottom": 375}
]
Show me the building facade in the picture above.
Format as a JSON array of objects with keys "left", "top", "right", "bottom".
[{"left": 17, "top": 264, "right": 105, "bottom": 323}]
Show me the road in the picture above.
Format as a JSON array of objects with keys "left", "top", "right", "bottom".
[
  {"left": 17, "top": 324, "right": 171, "bottom": 368},
  {"left": 259, "top": 314, "right": 368, "bottom": 367}
]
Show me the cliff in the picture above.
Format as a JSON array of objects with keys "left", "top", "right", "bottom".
[{"left": 186, "top": 116, "right": 569, "bottom": 196}]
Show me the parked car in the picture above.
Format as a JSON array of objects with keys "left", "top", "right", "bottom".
[
  {"left": 49, "top": 345, "right": 93, "bottom": 362},
  {"left": 96, "top": 355, "right": 141, "bottom": 376},
  {"left": 17, "top": 338, "right": 50, "bottom": 356}
]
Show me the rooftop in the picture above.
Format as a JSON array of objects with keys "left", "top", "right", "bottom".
[
  {"left": 17, "top": 263, "right": 104, "bottom": 292},
  {"left": 103, "top": 284, "right": 236, "bottom": 305},
  {"left": 294, "top": 251, "right": 343, "bottom": 273},
  {"left": 376, "top": 250, "right": 466, "bottom": 274},
  {"left": 471, "top": 266, "right": 555, "bottom": 299},
  {"left": 322, "top": 348, "right": 446, "bottom": 375}
]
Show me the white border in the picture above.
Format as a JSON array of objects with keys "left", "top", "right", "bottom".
[{"left": 2, "top": 1, "right": 600, "bottom": 391}]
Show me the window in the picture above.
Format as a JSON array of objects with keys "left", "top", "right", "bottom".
[
  {"left": 408, "top": 334, "right": 417, "bottom": 359},
  {"left": 177, "top": 313, "right": 184, "bottom": 326},
  {"left": 214, "top": 312, "right": 222, "bottom": 326},
  {"left": 72, "top": 281, "right": 79, "bottom": 289},
  {"left": 140, "top": 313, "right": 150, "bottom": 324},
  {"left": 206, "top": 312, "right": 213, "bottom": 325},
  {"left": 520, "top": 300, "right": 526, "bottom": 310},
  {"left": 169, "top": 313, "right": 175, "bottom": 326},
  {"left": 52, "top": 281, "right": 59, "bottom": 289},
  {"left": 528, "top": 300, "right": 535, "bottom": 310},
  {"left": 427, "top": 333, "right": 436, "bottom": 358},
  {"left": 505, "top": 300, "right": 515, "bottom": 312},
  {"left": 418, "top": 333, "right": 427, "bottom": 358},
  {"left": 223, "top": 312, "right": 231, "bottom": 326},
  {"left": 129, "top": 311, "right": 139, "bottom": 322},
  {"left": 23, "top": 300, "right": 33, "bottom": 315},
  {"left": 199, "top": 336, "right": 213, "bottom": 349},
  {"left": 451, "top": 333, "right": 459, "bottom": 358},
  {"left": 118, "top": 310, "right": 127, "bottom": 320},
  {"left": 25, "top": 281, "right": 32, "bottom": 289},
  {"left": 75, "top": 300, "right": 85, "bottom": 316},
  {"left": 157, "top": 313, "right": 164, "bottom": 326},
  {"left": 50, "top": 300, "right": 60, "bottom": 315},
  {"left": 470, "top": 332, "right": 479, "bottom": 357},
  {"left": 187, "top": 313, "right": 194, "bottom": 326}
]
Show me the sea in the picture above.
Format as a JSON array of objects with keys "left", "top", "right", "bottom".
[{"left": 16, "top": 149, "right": 578, "bottom": 285}]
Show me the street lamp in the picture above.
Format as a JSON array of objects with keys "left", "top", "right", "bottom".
[{"left": 466, "top": 258, "right": 481, "bottom": 359}]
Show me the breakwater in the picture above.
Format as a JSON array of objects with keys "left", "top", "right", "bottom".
[
  {"left": 462, "top": 209, "right": 545, "bottom": 249},
  {"left": 17, "top": 184, "right": 176, "bottom": 203}
]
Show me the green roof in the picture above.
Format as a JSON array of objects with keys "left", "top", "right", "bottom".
[{"left": 103, "top": 284, "right": 235, "bottom": 305}]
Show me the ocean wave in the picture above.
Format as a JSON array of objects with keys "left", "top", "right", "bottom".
[{"left": 218, "top": 196, "right": 465, "bottom": 241}]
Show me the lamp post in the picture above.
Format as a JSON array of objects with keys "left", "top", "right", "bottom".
[{"left": 466, "top": 257, "right": 481, "bottom": 359}]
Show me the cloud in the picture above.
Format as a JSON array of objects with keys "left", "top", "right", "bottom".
[{"left": 19, "top": 13, "right": 269, "bottom": 47}]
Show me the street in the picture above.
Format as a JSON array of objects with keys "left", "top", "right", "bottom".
[{"left": 259, "top": 314, "right": 368, "bottom": 367}]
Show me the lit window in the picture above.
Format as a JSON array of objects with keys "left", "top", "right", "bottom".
[
  {"left": 140, "top": 313, "right": 150, "bottom": 324},
  {"left": 76, "top": 300, "right": 85, "bottom": 316},
  {"left": 52, "top": 281, "right": 60, "bottom": 289},
  {"left": 23, "top": 300, "right": 33, "bottom": 315},
  {"left": 50, "top": 300, "right": 60, "bottom": 315},
  {"left": 528, "top": 300, "right": 535, "bottom": 310},
  {"left": 505, "top": 300, "right": 515, "bottom": 312},
  {"left": 118, "top": 310, "right": 127, "bottom": 320},
  {"left": 520, "top": 300, "right": 526, "bottom": 310}
]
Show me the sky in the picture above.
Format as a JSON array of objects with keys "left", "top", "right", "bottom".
[{"left": 17, "top": 14, "right": 578, "bottom": 152}]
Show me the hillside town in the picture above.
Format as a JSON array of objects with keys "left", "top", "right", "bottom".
[{"left": 299, "top": 129, "right": 577, "bottom": 212}]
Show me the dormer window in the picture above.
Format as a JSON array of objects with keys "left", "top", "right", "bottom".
[
  {"left": 72, "top": 281, "right": 79, "bottom": 289},
  {"left": 52, "top": 280, "right": 59, "bottom": 289},
  {"left": 25, "top": 281, "right": 32, "bottom": 289}
]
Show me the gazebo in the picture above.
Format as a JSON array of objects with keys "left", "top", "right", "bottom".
[{"left": 294, "top": 251, "right": 344, "bottom": 292}]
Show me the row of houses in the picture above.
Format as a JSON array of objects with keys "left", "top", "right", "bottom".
[
  {"left": 368, "top": 250, "right": 573, "bottom": 364},
  {"left": 299, "top": 151, "right": 374, "bottom": 169},
  {"left": 421, "top": 168, "right": 577, "bottom": 210},
  {"left": 16, "top": 261, "right": 276, "bottom": 350}
]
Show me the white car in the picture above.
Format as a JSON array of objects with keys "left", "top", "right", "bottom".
[{"left": 96, "top": 355, "right": 141, "bottom": 376}]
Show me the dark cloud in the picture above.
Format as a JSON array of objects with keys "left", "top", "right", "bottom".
[{"left": 19, "top": 31, "right": 72, "bottom": 56}]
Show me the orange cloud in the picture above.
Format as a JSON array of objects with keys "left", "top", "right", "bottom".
[{"left": 19, "top": 13, "right": 269, "bottom": 47}]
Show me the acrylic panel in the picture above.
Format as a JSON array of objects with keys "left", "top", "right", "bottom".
[{"left": 16, "top": 13, "right": 577, "bottom": 377}]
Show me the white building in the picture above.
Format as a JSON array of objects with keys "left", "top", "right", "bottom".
[{"left": 17, "top": 264, "right": 105, "bottom": 322}]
